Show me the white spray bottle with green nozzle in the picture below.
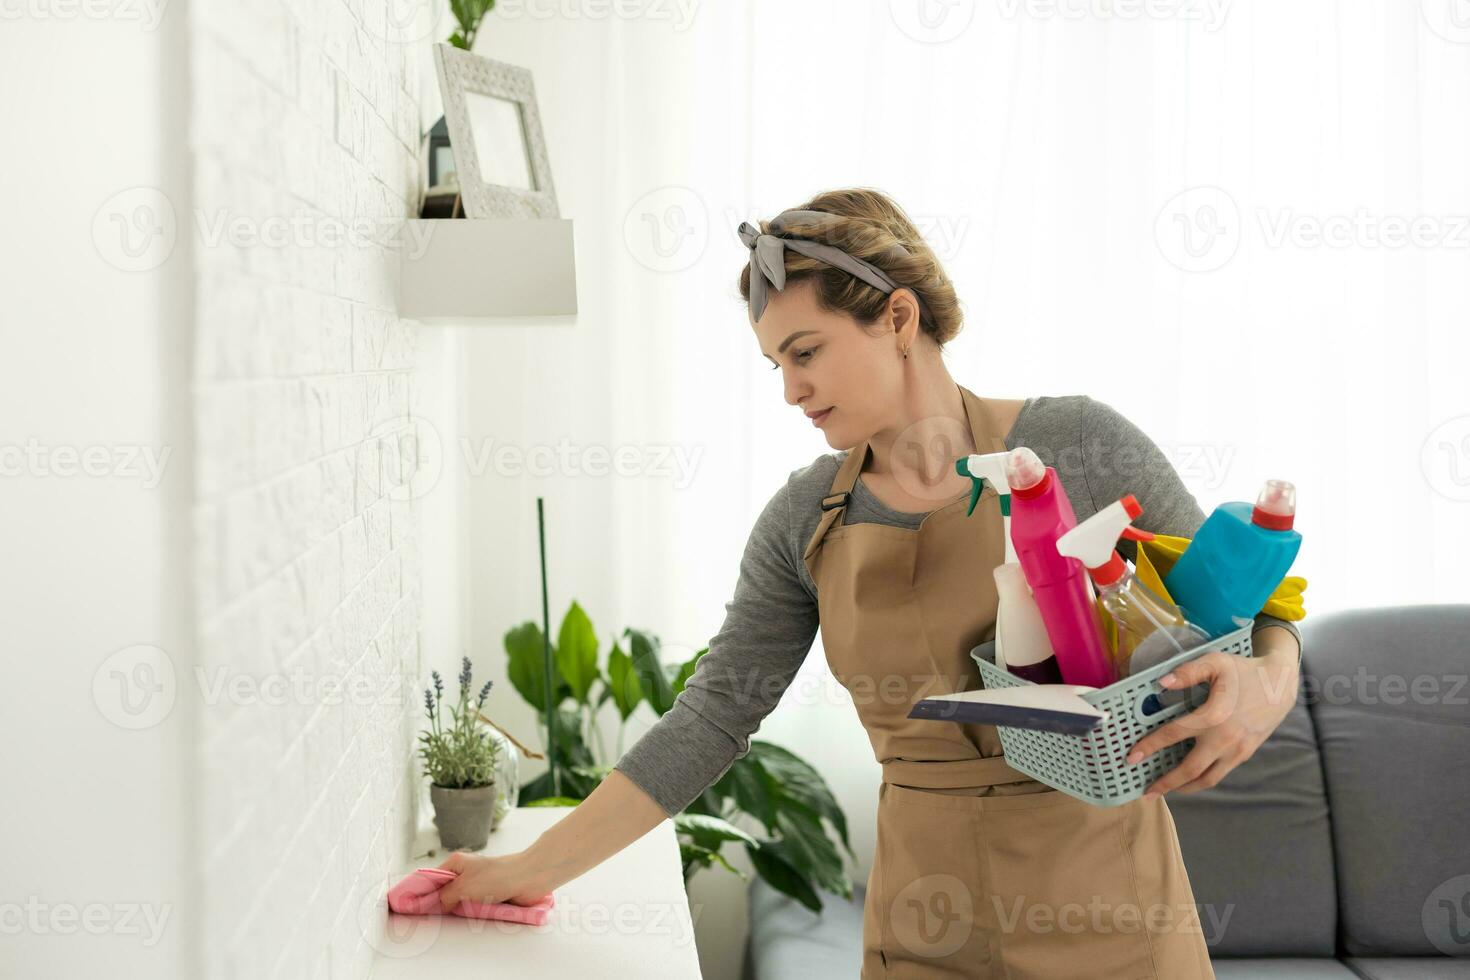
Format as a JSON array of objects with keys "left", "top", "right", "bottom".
[
  {"left": 956, "top": 452, "right": 1063, "bottom": 684},
  {"left": 1055, "top": 495, "right": 1209, "bottom": 679}
]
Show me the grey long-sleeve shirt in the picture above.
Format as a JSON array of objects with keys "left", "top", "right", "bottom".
[{"left": 614, "top": 394, "right": 1303, "bottom": 818}]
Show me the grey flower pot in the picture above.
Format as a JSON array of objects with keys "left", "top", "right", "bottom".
[{"left": 430, "top": 782, "right": 497, "bottom": 851}]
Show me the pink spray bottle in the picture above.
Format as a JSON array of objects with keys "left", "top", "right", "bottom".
[{"left": 1004, "top": 447, "right": 1115, "bottom": 688}]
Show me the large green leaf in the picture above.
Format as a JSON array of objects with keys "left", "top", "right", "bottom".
[
  {"left": 448, "top": 0, "right": 495, "bottom": 32},
  {"left": 775, "top": 803, "right": 853, "bottom": 900},
  {"left": 749, "top": 741, "right": 854, "bottom": 858},
  {"left": 555, "top": 601, "right": 599, "bottom": 705},
  {"left": 680, "top": 841, "right": 744, "bottom": 878},
  {"left": 624, "top": 628, "right": 677, "bottom": 715},
  {"left": 718, "top": 755, "right": 778, "bottom": 830},
  {"left": 519, "top": 762, "right": 599, "bottom": 805},
  {"left": 685, "top": 784, "right": 724, "bottom": 818},
  {"left": 672, "top": 647, "right": 708, "bottom": 695},
  {"left": 674, "top": 813, "right": 759, "bottom": 851},
  {"left": 605, "top": 641, "right": 644, "bottom": 720},
  {"left": 746, "top": 841, "right": 822, "bottom": 914},
  {"left": 547, "top": 707, "right": 595, "bottom": 768},
  {"left": 504, "top": 621, "right": 568, "bottom": 712}
]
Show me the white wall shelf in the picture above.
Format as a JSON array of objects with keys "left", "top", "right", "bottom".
[{"left": 398, "top": 217, "right": 578, "bottom": 323}]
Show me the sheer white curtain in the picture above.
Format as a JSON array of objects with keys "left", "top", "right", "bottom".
[
  {"left": 472, "top": 0, "right": 1469, "bottom": 865},
  {"left": 617, "top": 0, "right": 1470, "bottom": 639},
  {"left": 589, "top": 0, "right": 1470, "bottom": 812}
]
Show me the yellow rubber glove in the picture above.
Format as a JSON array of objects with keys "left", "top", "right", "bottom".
[{"left": 1133, "top": 533, "right": 1306, "bottom": 622}]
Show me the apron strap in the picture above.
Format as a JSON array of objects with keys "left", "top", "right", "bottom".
[
  {"left": 801, "top": 383, "right": 1001, "bottom": 566},
  {"left": 801, "top": 440, "right": 870, "bottom": 565}
]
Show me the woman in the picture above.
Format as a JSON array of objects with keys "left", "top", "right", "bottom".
[{"left": 433, "top": 189, "right": 1304, "bottom": 979}]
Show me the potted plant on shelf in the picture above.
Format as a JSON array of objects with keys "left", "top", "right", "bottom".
[
  {"left": 447, "top": 0, "right": 495, "bottom": 50},
  {"left": 419, "top": 657, "right": 503, "bottom": 851},
  {"left": 507, "top": 601, "right": 856, "bottom": 914}
]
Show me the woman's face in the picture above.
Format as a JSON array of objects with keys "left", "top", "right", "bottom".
[{"left": 751, "top": 279, "right": 900, "bottom": 450}]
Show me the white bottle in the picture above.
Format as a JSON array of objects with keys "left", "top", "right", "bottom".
[{"left": 958, "top": 452, "right": 1063, "bottom": 684}]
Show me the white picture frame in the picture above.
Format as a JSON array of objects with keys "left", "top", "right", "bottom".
[{"left": 432, "top": 43, "right": 559, "bottom": 220}]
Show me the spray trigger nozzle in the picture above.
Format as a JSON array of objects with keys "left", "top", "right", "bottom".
[
  {"left": 955, "top": 457, "right": 987, "bottom": 516},
  {"left": 956, "top": 452, "right": 1014, "bottom": 519}
]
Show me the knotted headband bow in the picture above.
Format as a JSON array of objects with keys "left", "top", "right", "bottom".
[{"left": 736, "top": 209, "right": 923, "bottom": 322}]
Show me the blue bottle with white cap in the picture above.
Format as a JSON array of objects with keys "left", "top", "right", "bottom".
[{"left": 1163, "top": 479, "right": 1304, "bottom": 639}]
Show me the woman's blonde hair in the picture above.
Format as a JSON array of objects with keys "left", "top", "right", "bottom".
[{"left": 736, "top": 187, "right": 963, "bottom": 349}]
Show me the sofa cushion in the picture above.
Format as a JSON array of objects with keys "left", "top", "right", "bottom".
[
  {"left": 1213, "top": 959, "right": 1361, "bottom": 979},
  {"left": 1343, "top": 958, "right": 1470, "bottom": 980},
  {"left": 1304, "top": 605, "right": 1470, "bottom": 957},
  {"left": 1166, "top": 687, "right": 1339, "bottom": 956},
  {"left": 745, "top": 877, "right": 866, "bottom": 980}
]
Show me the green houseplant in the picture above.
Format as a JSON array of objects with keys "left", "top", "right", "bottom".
[
  {"left": 447, "top": 0, "right": 495, "bottom": 50},
  {"left": 419, "top": 657, "right": 504, "bottom": 850},
  {"left": 508, "top": 601, "right": 856, "bottom": 913}
]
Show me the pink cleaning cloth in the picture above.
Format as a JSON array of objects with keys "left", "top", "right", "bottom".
[{"left": 386, "top": 867, "right": 555, "bottom": 926}]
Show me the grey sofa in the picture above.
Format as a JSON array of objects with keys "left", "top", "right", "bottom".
[{"left": 743, "top": 605, "right": 1470, "bottom": 979}]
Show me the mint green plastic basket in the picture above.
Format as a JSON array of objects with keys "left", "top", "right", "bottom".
[{"left": 971, "top": 618, "right": 1255, "bottom": 807}]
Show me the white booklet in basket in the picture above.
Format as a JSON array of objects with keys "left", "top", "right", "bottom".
[{"left": 908, "top": 685, "right": 1109, "bottom": 736}]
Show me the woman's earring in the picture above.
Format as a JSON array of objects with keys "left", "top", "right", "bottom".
[{"left": 902, "top": 345, "right": 910, "bottom": 360}]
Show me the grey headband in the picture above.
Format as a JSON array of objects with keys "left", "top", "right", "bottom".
[{"left": 736, "top": 209, "right": 922, "bottom": 322}]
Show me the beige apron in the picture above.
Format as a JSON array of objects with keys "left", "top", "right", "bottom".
[{"left": 801, "top": 385, "right": 1215, "bottom": 979}]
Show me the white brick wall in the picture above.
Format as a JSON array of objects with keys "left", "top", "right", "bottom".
[{"left": 189, "top": 2, "right": 427, "bottom": 978}]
